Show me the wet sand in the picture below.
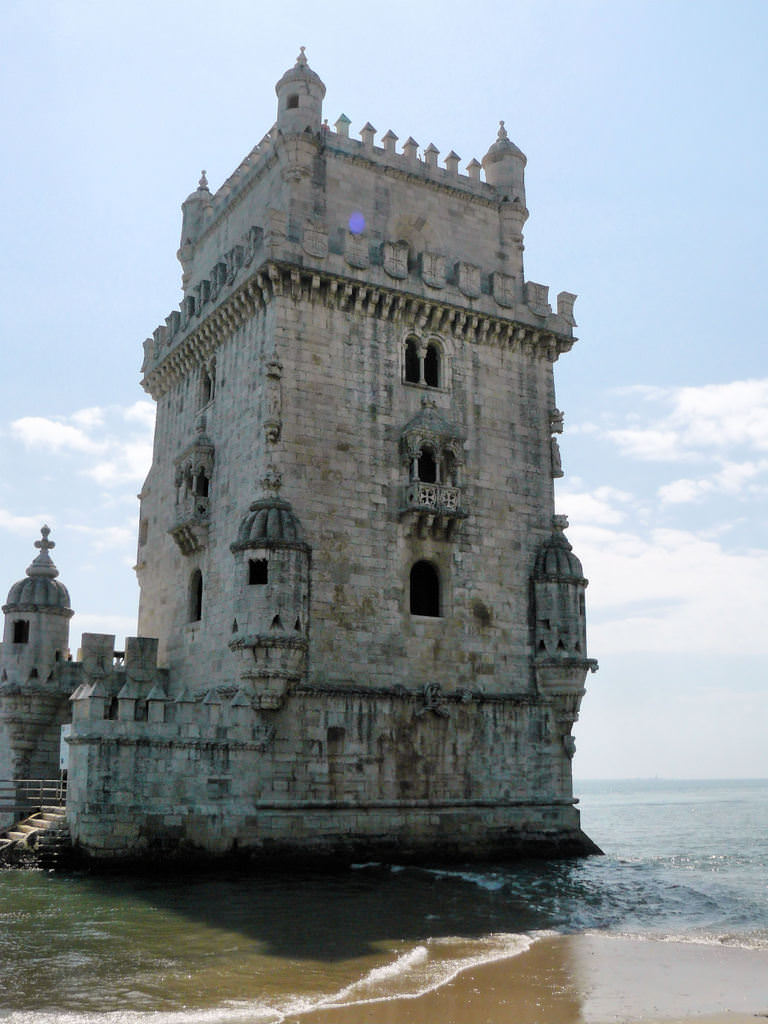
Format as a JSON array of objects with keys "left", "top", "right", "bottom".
[{"left": 289, "top": 933, "right": 768, "bottom": 1024}]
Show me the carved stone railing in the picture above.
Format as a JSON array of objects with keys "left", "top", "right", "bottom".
[
  {"left": 403, "top": 481, "right": 460, "bottom": 512},
  {"left": 169, "top": 495, "right": 210, "bottom": 555},
  {"left": 400, "top": 482, "right": 467, "bottom": 539}
]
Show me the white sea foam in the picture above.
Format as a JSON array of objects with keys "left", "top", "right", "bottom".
[
  {"left": 0, "top": 933, "right": 541, "bottom": 1024},
  {"left": 595, "top": 928, "right": 768, "bottom": 951}
]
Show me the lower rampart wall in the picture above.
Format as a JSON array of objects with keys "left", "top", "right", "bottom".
[{"left": 66, "top": 688, "right": 596, "bottom": 864}]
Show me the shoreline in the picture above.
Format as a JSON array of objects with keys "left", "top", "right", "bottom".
[{"left": 289, "top": 932, "right": 768, "bottom": 1024}]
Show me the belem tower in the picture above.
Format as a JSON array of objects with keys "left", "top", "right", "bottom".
[{"left": 0, "top": 51, "right": 599, "bottom": 865}]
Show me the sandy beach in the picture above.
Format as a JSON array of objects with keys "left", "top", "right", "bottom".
[{"left": 289, "top": 933, "right": 768, "bottom": 1024}]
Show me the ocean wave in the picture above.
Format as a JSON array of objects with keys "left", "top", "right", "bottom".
[{"left": 0, "top": 932, "right": 541, "bottom": 1024}]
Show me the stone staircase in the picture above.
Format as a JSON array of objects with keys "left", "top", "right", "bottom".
[{"left": 0, "top": 806, "right": 72, "bottom": 869}]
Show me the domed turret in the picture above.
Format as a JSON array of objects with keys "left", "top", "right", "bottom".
[
  {"left": 1, "top": 526, "right": 74, "bottom": 684},
  {"left": 232, "top": 497, "right": 308, "bottom": 550},
  {"left": 533, "top": 517, "right": 585, "bottom": 583},
  {"left": 482, "top": 120, "right": 527, "bottom": 203},
  {"left": 229, "top": 470, "right": 311, "bottom": 709},
  {"left": 532, "top": 516, "right": 589, "bottom": 669},
  {"left": 178, "top": 170, "right": 212, "bottom": 287},
  {"left": 275, "top": 47, "right": 326, "bottom": 136}
]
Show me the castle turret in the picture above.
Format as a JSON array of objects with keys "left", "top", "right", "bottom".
[
  {"left": 178, "top": 171, "right": 212, "bottom": 289},
  {"left": 0, "top": 527, "right": 76, "bottom": 787},
  {"left": 483, "top": 121, "right": 529, "bottom": 279},
  {"left": 0, "top": 526, "right": 73, "bottom": 686},
  {"left": 482, "top": 120, "right": 527, "bottom": 202},
  {"left": 228, "top": 471, "right": 310, "bottom": 710},
  {"left": 275, "top": 47, "right": 326, "bottom": 135}
]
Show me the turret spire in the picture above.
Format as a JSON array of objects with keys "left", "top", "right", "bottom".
[{"left": 27, "top": 525, "right": 59, "bottom": 579}]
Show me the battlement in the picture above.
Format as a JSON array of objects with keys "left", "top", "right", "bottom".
[
  {"left": 184, "top": 116, "right": 512, "bottom": 255},
  {"left": 144, "top": 219, "right": 577, "bottom": 394}
]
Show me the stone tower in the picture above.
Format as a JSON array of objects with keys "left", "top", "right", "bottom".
[
  {"left": 0, "top": 527, "right": 74, "bottom": 787},
  {"left": 61, "top": 52, "right": 598, "bottom": 862}
]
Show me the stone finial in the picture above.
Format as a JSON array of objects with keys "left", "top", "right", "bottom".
[
  {"left": 497, "top": 119, "right": 508, "bottom": 140},
  {"left": 382, "top": 129, "right": 398, "bottom": 155},
  {"left": 360, "top": 122, "right": 376, "bottom": 147},
  {"left": 198, "top": 170, "right": 209, "bottom": 191},
  {"left": 444, "top": 150, "right": 460, "bottom": 175},
  {"left": 466, "top": 158, "right": 481, "bottom": 181},
  {"left": 335, "top": 113, "right": 351, "bottom": 138},
  {"left": 296, "top": 45, "right": 308, "bottom": 66},
  {"left": 424, "top": 143, "right": 439, "bottom": 168},
  {"left": 27, "top": 525, "right": 59, "bottom": 579},
  {"left": 402, "top": 137, "right": 419, "bottom": 163}
]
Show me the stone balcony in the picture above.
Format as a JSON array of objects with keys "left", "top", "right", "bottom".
[
  {"left": 169, "top": 495, "right": 210, "bottom": 555},
  {"left": 400, "top": 482, "right": 467, "bottom": 540}
]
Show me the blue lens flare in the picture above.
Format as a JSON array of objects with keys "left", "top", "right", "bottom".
[{"left": 348, "top": 211, "right": 365, "bottom": 235}]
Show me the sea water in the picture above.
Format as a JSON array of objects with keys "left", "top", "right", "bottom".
[{"left": 0, "top": 778, "right": 766, "bottom": 1022}]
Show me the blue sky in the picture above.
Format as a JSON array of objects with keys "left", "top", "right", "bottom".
[{"left": 1, "top": 1, "right": 765, "bottom": 778}]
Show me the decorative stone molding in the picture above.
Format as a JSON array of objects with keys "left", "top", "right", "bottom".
[
  {"left": 456, "top": 261, "right": 481, "bottom": 298},
  {"left": 382, "top": 240, "right": 409, "bottom": 279},
  {"left": 492, "top": 271, "right": 516, "bottom": 308},
  {"left": 345, "top": 231, "right": 369, "bottom": 269},
  {"left": 525, "top": 281, "right": 551, "bottom": 316},
  {"left": 142, "top": 261, "right": 577, "bottom": 399},
  {"left": 420, "top": 252, "right": 446, "bottom": 289},
  {"left": 264, "top": 359, "right": 283, "bottom": 443},
  {"left": 399, "top": 399, "right": 467, "bottom": 540},
  {"left": 170, "top": 428, "right": 215, "bottom": 555},
  {"left": 557, "top": 291, "right": 577, "bottom": 326},
  {"left": 415, "top": 682, "right": 449, "bottom": 718},
  {"left": 302, "top": 220, "right": 328, "bottom": 259}
]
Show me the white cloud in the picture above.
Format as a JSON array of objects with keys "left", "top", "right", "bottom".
[
  {"left": 71, "top": 407, "right": 106, "bottom": 430},
  {"left": 8, "top": 404, "right": 154, "bottom": 490},
  {"left": 123, "top": 400, "right": 155, "bottom": 429},
  {"left": 567, "top": 521, "right": 768, "bottom": 656},
  {"left": 558, "top": 485, "right": 633, "bottom": 526},
  {"left": 658, "top": 459, "right": 768, "bottom": 504},
  {"left": 606, "top": 379, "right": 768, "bottom": 461},
  {"left": 11, "top": 416, "right": 107, "bottom": 454},
  {"left": 0, "top": 509, "right": 53, "bottom": 535}
]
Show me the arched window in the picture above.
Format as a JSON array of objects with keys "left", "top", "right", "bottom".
[
  {"left": 417, "top": 448, "right": 437, "bottom": 483},
  {"left": 410, "top": 561, "right": 441, "bottom": 617},
  {"left": 424, "top": 342, "right": 440, "bottom": 387},
  {"left": 12, "top": 620, "right": 29, "bottom": 644},
  {"left": 194, "top": 469, "right": 209, "bottom": 498},
  {"left": 189, "top": 569, "right": 203, "bottom": 622},
  {"left": 404, "top": 337, "right": 420, "bottom": 383}
]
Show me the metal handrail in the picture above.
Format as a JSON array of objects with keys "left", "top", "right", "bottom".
[{"left": 0, "top": 777, "right": 67, "bottom": 814}]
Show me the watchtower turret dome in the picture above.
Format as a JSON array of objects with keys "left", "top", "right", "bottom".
[
  {"left": 533, "top": 516, "right": 586, "bottom": 582},
  {"left": 275, "top": 47, "right": 326, "bottom": 135},
  {"left": 3, "top": 526, "right": 72, "bottom": 613},
  {"left": 482, "top": 121, "right": 527, "bottom": 203},
  {"left": 231, "top": 497, "right": 308, "bottom": 552}
]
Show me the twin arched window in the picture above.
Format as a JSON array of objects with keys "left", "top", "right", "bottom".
[{"left": 404, "top": 337, "right": 442, "bottom": 388}]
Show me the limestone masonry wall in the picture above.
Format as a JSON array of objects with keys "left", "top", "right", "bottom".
[{"left": 0, "top": 52, "right": 598, "bottom": 864}]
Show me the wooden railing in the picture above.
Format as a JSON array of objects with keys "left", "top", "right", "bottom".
[{"left": 0, "top": 777, "right": 67, "bottom": 817}]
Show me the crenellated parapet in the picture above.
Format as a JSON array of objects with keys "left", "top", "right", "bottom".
[{"left": 142, "top": 246, "right": 577, "bottom": 398}]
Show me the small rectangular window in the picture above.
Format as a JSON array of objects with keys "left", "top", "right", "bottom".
[
  {"left": 249, "top": 559, "right": 268, "bottom": 585},
  {"left": 13, "top": 620, "right": 29, "bottom": 644}
]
